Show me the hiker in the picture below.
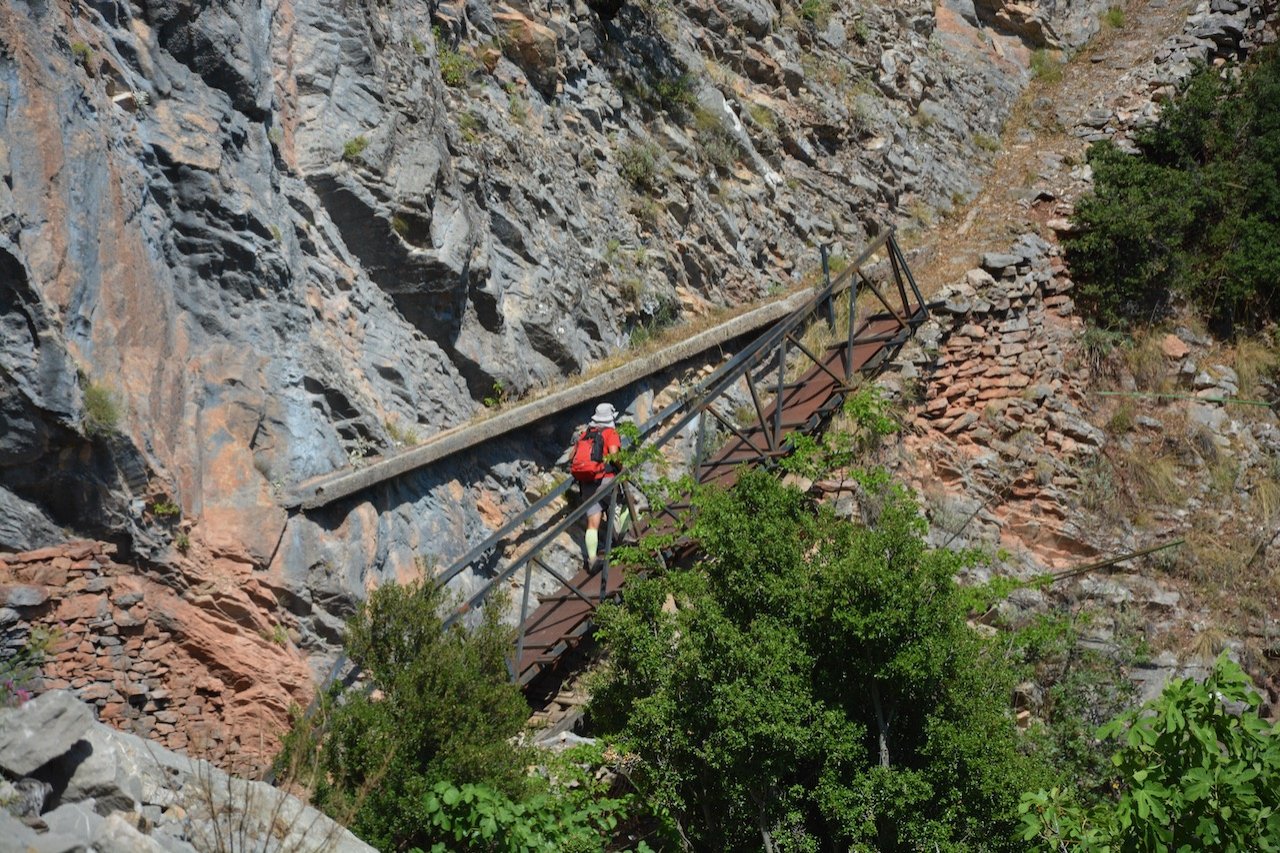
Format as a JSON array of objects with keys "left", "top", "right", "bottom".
[{"left": 570, "top": 402, "right": 629, "bottom": 569}]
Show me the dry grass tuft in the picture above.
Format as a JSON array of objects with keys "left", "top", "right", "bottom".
[
  {"left": 1232, "top": 336, "right": 1278, "bottom": 400},
  {"left": 1125, "top": 454, "right": 1184, "bottom": 506},
  {"left": 1123, "top": 331, "right": 1169, "bottom": 392}
]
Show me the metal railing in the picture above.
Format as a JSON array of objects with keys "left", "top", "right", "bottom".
[{"left": 316, "top": 228, "right": 928, "bottom": 692}]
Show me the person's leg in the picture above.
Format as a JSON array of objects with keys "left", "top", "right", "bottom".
[{"left": 584, "top": 510, "right": 602, "bottom": 562}]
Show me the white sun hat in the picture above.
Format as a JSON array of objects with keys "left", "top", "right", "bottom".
[{"left": 590, "top": 402, "right": 618, "bottom": 427}]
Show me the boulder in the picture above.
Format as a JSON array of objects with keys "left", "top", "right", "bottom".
[
  {"left": 1161, "top": 333, "right": 1190, "bottom": 359},
  {"left": 494, "top": 6, "right": 559, "bottom": 96},
  {"left": 0, "top": 692, "right": 93, "bottom": 776},
  {"left": 55, "top": 726, "right": 145, "bottom": 814},
  {"left": 93, "top": 812, "right": 169, "bottom": 853}
]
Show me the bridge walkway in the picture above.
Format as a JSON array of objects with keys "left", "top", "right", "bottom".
[{"left": 314, "top": 230, "right": 928, "bottom": 696}]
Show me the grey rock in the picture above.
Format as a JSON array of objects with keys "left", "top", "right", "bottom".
[
  {"left": 0, "top": 692, "right": 93, "bottom": 777},
  {"left": 92, "top": 812, "right": 168, "bottom": 853},
  {"left": 0, "top": 488, "right": 63, "bottom": 552},
  {"left": 42, "top": 800, "right": 105, "bottom": 840},
  {"left": 718, "top": 0, "right": 777, "bottom": 38},
  {"left": 981, "top": 252, "right": 1021, "bottom": 272},
  {"left": 0, "top": 608, "right": 18, "bottom": 628},
  {"left": 0, "top": 777, "right": 52, "bottom": 818},
  {"left": 56, "top": 726, "right": 145, "bottom": 814},
  {"left": 3, "top": 585, "right": 48, "bottom": 608},
  {"left": 1048, "top": 411, "right": 1106, "bottom": 446},
  {"left": 0, "top": 809, "right": 44, "bottom": 849}
]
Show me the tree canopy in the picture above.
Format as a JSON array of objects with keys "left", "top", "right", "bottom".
[
  {"left": 590, "top": 468, "right": 1053, "bottom": 851},
  {"left": 1067, "top": 47, "right": 1280, "bottom": 332}
]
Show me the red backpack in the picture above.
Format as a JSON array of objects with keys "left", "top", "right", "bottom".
[{"left": 570, "top": 427, "right": 607, "bottom": 482}]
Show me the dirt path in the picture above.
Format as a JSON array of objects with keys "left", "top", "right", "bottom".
[{"left": 916, "top": 0, "right": 1202, "bottom": 295}]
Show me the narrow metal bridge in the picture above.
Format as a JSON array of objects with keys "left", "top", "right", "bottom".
[
  {"left": 491, "top": 230, "right": 928, "bottom": 686},
  {"left": 315, "top": 230, "right": 927, "bottom": 697}
]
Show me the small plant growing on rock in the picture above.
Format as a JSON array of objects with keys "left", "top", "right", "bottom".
[
  {"left": 260, "top": 623, "right": 289, "bottom": 647},
  {"left": 1102, "top": 6, "right": 1126, "bottom": 28},
  {"left": 175, "top": 532, "right": 190, "bottom": 553},
  {"left": 851, "top": 16, "right": 871, "bottom": 44},
  {"left": 507, "top": 90, "right": 528, "bottom": 125},
  {"left": 1030, "top": 48, "right": 1063, "bottom": 83},
  {"left": 384, "top": 418, "right": 420, "bottom": 446},
  {"left": 482, "top": 379, "right": 508, "bottom": 409},
  {"left": 82, "top": 380, "right": 121, "bottom": 437},
  {"left": 70, "top": 41, "right": 94, "bottom": 71},
  {"left": 798, "top": 0, "right": 833, "bottom": 28},
  {"left": 435, "top": 27, "right": 477, "bottom": 88},
  {"left": 617, "top": 141, "right": 661, "bottom": 192},
  {"left": 974, "top": 132, "right": 1001, "bottom": 152},
  {"left": 341, "top": 135, "right": 369, "bottom": 162},
  {"left": 654, "top": 72, "right": 697, "bottom": 117},
  {"left": 150, "top": 499, "right": 181, "bottom": 518},
  {"left": 455, "top": 110, "right": 482, "bottom": 143}
]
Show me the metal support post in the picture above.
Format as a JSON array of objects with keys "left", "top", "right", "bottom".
[
  {"left": 694, "top": 412, "right": 707, "bottom": 473},
  {"left": 513, "top": 562, "right": 533, "bottom": 682},
  {"left": 773, "top": 340, "right": 786, "bottom": 447},
  {"left": 846, "top": 281, "right": 858, "bottom": 382},
  {"left": 600, "top": 486, "right": 618, "bottom": 599},
  {"left": 820, "top": 244, "right": 835, "bottom": 329}
]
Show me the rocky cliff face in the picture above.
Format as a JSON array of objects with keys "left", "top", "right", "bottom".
[{"left": 1, "top": 0, "right": 1151, "bottom": 766}]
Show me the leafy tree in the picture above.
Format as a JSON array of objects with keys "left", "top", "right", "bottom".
[
  {"left": 1067, "top": 47, "right": 1280, "bottom": 332},
  {"left": 590, "top": 469, "right": 1052, "bottom": 851},
  {"left": 1020, "top": 654, "right": 1280, "bottom": 851},
  {"left": 278, "top": 580, "right": 531, "bottom": 851}
]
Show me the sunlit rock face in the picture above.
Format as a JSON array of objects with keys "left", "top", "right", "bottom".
[{"left": 1, "top": 0, "right": 1177, "bottom": 740}]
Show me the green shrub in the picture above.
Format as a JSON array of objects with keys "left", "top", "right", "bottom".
[
  {"left": 421, "top": 760, "right": 643, "bottom": 853},
  {"left": 654, "top": 72, "right": 697, "bottom": 117},
  {"left": 1030, "top": 48, "right": 1062, "bottom": 83},
  {"left": 1, "top": 626, "right": 56, "bottom": 707},
  {"left": 591, "top": 469, "right": 1053, "bottom": 850},
  {"left": 1021, "top": 655, "right": 1280, "bottom": 850},
  {"left": 276, "top": 580, "right": 531, "bottom": 852},
  {"left": 150, "top": 500, "right": 181, "bottom": 518},
  {"left": 435, "top": 27, "right": 476, "bottom": 87},
  {"left": 82, "top": 381, "right": 121, "bottom": 437},
  {"left": 1102, "top": 6, "right": 1126, "bottom": 28},
  {"left": 342, "top": 135, "right": 368, "bottom": 162},
  {"left": 1067, "top": 48, "right": 1280, "bottom": 332},
  {"left": 617, "top": 141, "right": 661, "bottom": 192}
]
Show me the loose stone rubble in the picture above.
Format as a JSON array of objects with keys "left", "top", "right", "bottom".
[{"left": 0, "top": 542, "right": 313, "bottom": 775}]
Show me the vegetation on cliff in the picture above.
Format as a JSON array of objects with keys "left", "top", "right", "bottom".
[
  {"left": 590, "top": 469, "right": 1053, "bottom": 851},
  {"left": 277, "top": 581, "right": 643, "bottom": 852},
  {"left": 278, "top": 581, "right": 531, "bottom": 850},
  {"left": 1068, "top": 47, "right": 1280, "bottom": 333},
  {"left": 1021, "top": 655, "right": 1280, "bottom": 851}
]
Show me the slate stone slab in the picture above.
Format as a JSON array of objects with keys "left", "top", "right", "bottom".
[{"left": 0, "top": 692, "right": 91, "bottom": 777}]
